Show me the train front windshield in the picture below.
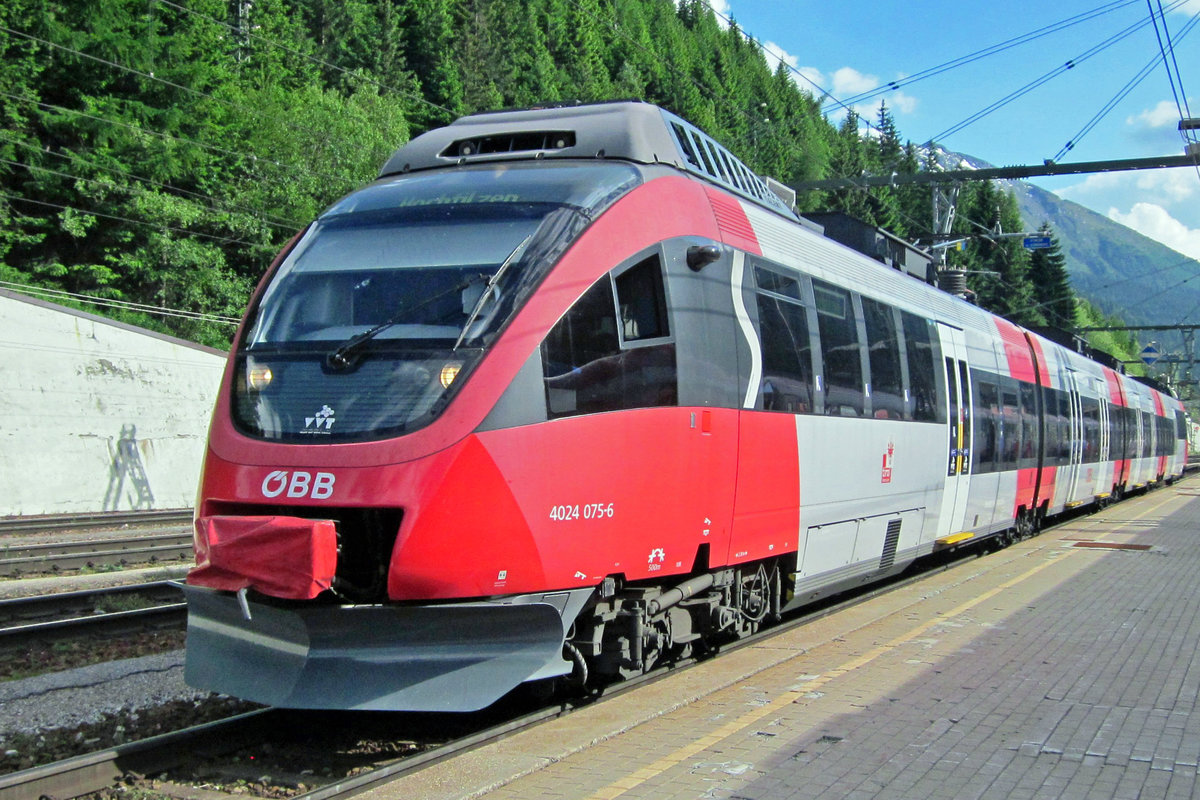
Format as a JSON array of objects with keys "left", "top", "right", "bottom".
[{"left": 232, "top": 162, "right": 640, "bottom": 442}]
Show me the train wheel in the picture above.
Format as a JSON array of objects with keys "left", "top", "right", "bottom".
[{"left": 1014, "top": 510, "right": 1034, "bottom": 541}]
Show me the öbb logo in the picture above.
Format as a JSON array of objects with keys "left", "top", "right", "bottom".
[{"left": 261, "top": 470, "right": 336, "bottom": 499}]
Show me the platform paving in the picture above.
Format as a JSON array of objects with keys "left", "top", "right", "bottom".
[{"left": 365, "top": 476, "right": 1200, "bottom": 800}]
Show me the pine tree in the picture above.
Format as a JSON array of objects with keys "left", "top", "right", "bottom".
[
  {"left": 827, "top": 111, "right": 874, "bottom": 223},
  {"left": 1027, "top": 222, "right": 1075, "bottom": 329},
  {"left": 959, "top": 181, "right": 1042, "bottom": 325}
]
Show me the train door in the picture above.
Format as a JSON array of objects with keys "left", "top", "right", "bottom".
[
  {"left": 935, "top": 324, "right": 971, "bottom": 541},
  {"left": 1062, "top": 370, "right": 1084, "bottom": 504},
  {"left": 1095, "top": 377, "right": 1112, "bottom": 493}
]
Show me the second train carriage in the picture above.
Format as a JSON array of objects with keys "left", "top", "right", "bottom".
[{"left": 182, "top": 101, "right": 1187, "bottom": 711}]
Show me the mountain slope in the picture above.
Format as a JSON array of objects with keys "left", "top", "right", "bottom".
[
  {"left": 938, "top": 149, "right": 1200, "bottom": 351},
  {"left": 1012, "top": 180, "right": 1200, "bottom": 335}
]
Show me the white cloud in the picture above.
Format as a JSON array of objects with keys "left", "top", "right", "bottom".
[
  {"left": 761, "top": 40, "right": 800, "bottom": 73},
  {"left": 704, "top": 0, "right": 732, "bottom": 17},
  {"left": 722, "top": 4, "right": 921, "bottom": 119},
  {"left": 1109, "top": 202, "right": 1200, "bottom": 260},
  {"left": 1171, "top": 0, "right": 1200, "bottom": 14},
  {"left": 1127, "top": 100, "right": 1186, "bottom": 130},
  {"left": 1061, "top": 169, "right": 1197, "bottom": 205},
  {"left": 760, "top": 40, "right": 829, "bottom": 99},
  {"left": 831, "top": 66, "right": 878, "bottom": 96},
  {"left": 795, "top": 65, "right": 825, "bottom": 90}
]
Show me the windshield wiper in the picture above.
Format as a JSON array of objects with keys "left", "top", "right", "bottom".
[
  {"left": 325, "top": 275, "right": 487, "bottom": 371},
  {"left": 453, "top": 233, "right": 533, "bottom": 351}
]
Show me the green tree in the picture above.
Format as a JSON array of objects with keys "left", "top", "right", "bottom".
[
  {"left": 957, "top": 180, "right": 1041, "bottom": 325},
  {"left": 1027, "top": 223, "right": 1074, "bottom": 330}
]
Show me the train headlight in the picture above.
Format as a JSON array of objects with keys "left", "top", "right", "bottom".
[
  {"left": 247, "top": 365, "right": 274, "bottom": 391},
  {"left": 439, "top": 363, "right": 462, "bottom": 389}
]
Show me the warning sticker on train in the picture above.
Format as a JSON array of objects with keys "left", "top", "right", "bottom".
[{"left": 881, "top": 441, "right": 895, "bottom": 483}]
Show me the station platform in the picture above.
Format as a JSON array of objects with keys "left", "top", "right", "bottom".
[{"left": 364, "top": 475, "right": 1200, "bottom": 800}]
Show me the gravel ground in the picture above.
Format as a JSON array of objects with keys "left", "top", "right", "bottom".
[{"left": 0, "top": 649, "right": 205, "bottom": 739}]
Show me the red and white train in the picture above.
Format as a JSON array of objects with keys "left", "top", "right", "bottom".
[{"left": 183, "top": 101, "right": 1187, "bottom": 712}]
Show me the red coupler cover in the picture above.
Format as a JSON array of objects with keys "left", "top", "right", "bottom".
[{"left": 187, "top": 515, "right": 337, "bottom": 600}]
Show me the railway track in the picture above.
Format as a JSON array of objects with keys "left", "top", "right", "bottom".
[
  {"left": 0, "top": 710, "right": 278, "bottom": 800},
  {"left": 0, "top": 581, "right": 185, "bottom": 654},
  {"left": 0, "top": 533, "right": 194, "bottom": 576},
  {"left": 0, "top": 509, "right": 193, "bottom": 535}
]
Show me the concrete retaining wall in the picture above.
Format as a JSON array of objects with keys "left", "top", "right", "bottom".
[{"left": 0, "top": 290, "right": 229, "bottom": 517}]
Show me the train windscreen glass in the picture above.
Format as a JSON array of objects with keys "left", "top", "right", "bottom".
[{"left": 232, "top": 163, "right": 640, "bottom": 442}]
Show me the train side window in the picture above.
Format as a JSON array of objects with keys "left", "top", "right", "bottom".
[
  {"left": 813, "top": 279, "right": 863, "bottom": 417},
  {"left": 973, "top": 375, "right": 999, "bottom": 473},
  {"left": 1043, "top": 387, "right": 1066, "bottom": 466},
  {"left": 862, "top": 297, "right": 905, "bottom": 420},
  {"left": 1061, "top": 392, "right": 1074, "bottom": 463},
  {"left": 1082, "top": 396, "right": 1101, "bottom": 463},
  {"left": 1001, "top": 382, "right": 1020, "bottom": 468},
  {"left": 1158, "top": 414, "right": 1172, "bottom": 456},
  {"left": 901, "top": 311, "right": 944, "bottom": 423},
  {"left": 1018, "top": 382, "right": 1039, "bottom": 468},
  {"left": 542, "top": 256, "right": 677, "bottom": 419},
  {"left": 753, "top": 265, "right": 813, "bottom": 413},
  {"left": 615, "top": 257, "right": 669, "bottom": 342},
  {"left": 1141, "top": 410, "right": 1152, "bottom": 458}
]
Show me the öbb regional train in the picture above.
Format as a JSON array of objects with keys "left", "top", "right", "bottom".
[{"left": 183, "top": 101, "right": 1188, "bottom": 712}]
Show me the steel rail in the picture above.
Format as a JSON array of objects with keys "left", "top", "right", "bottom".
[
  {"left": 0, "top": 533, "right": 194, "bottom": 576},
  {"left": 0, "top": 509, "right": 193, "bottom": 535},
  {"left": 0, "top": 710, "right": 278, "bottom": 800},
  {"left": 0, "top": 581, "right": 186, "bottom": 651},
  {"left": 0, "top": 580, "right": 182, "bottom": 625}
]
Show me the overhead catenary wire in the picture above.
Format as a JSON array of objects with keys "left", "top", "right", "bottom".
[
  {"left": 926, "top": 10, "right": 1169, "bottom": 145},
  {"left": 0, "top": 25, "right": 372, "bottom": 188},
  {"left": 0, "top": 89, "right": 302, "bottom": 179},
  {"left": 1050, "top": 11, "right": 1199, "bottom": 162},
  {"left": 0, "top": 280, "right": 241, "bottom": 325},
  {"left": 694, "top": 2, "right": 882, "bottom": 138},
  {"left": 561, "top": 0, "right": 841, "bottom": 145},
  {"left": 821, "top": 0, "right": 1166, "bottom": 114},
  {"left": 0, "top": 191, "right": 269, "bottom": 250},
  {"left": 1148, "top": 0, "right": 1193, "bottom": 122},
  {"left": 0, "top": 131, "right": 305, "bottom": 231}
]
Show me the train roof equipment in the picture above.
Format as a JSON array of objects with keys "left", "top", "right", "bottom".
[{"left": 378, "top": 100, "right": 800, "bottom": 221}]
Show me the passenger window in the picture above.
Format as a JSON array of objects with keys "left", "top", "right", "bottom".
[
  {"left": 973, "top": 377, "right": 999, "bottom": 473},
  {"left": 1019, "top": 383, "right": 1039, "bottom": 467},
  {"left": 542, "top": 256, "right": 677, "bottom": 419},
  {"left": 1001, "top": 384, "right": 1020, "bottom": 467},
  {"left": 901, "top": 311, "right": 944, "bottom": 423},
  {"left": 813, "top": 279, "right": 863, "bottom": 417},
  {"left": 754, "top": 265, "right": 813, "bottom": 414},
  {"left": 862, "top": 297, "right": 905, "bottom": 420}
]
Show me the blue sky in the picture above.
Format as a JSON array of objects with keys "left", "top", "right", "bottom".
[{"left": 702, "top": 0, "right": 1200, "bottom": 260}]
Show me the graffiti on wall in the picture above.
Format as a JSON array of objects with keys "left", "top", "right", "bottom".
[{"left": 103, "top": 424, "right": 155, "bottom": 510}]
